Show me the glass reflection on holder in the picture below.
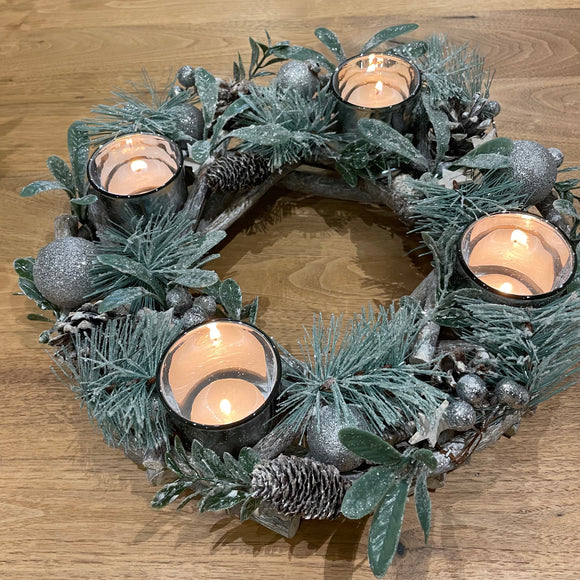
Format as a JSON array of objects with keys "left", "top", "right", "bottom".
[
  {"left": 330, "top": 53, "right": 421, "bottom": 132},
  {"left": 458, "top": 212, "right": 576, "bottom": 305},
  {"left": 156, "top": 320, "right": 281, "bottom": 457},
  {"left": 87, "top": 133, "right": 187, "bottom": 229}
]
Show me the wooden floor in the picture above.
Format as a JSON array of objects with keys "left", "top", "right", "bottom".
[{"left": 1, "top": 1, "right": 580, "bottom": 578}]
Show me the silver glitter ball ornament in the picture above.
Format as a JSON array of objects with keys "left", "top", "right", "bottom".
[
  {"left": 33, "top": 237, "right": 96, "bottom": 310},
  {"left": 276, "top": 60, "right": 320, "bottom": 98},
  {"left": 509, "top": 140, "right": 559, "bottom": 206},
  {"left": 174, "top": 103, "right": 204, "bottom": 143},
  {"left": 444, "top": 399, "right": 477, "bottom": 431},
  {"left": 495, "top": 378, "right": 530, "bottom": 410},
  {"left": 177, "top": 65, "right": 196, "bottom": 88},
  {"left": 193, "top": 295, "right": 217, "bottom": 317},
  {"left": 181, "top": 306, "right": 208, "bottom": 329},
  {"left": 166, "top": 286, "right": 193, "bottom": 315},
  {"left": 456, "top": 374, "right": 488, "bottom": 408},
  {"left": 306, "top": 405, "right": 365, "bottom": 472}
]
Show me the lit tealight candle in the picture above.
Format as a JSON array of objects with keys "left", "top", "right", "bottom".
[
  {"left": 156, "top": 320, "right": 280, "bottom": 456},
  {"left": 459, "top": 212, "right": 576, "bottom": 304},
  {"left": 331, "top": 53, "right": 421, "bottom": 111},
  {"left": 87, "top": 133, "right": 187, "bottom": 228}
]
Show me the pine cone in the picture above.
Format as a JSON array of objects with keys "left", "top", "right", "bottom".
[
  {"left": 430, "top": 93, "right": 500, "bottom": 159},
  {"left": 251, "top": 455, "right": 351, "bottom": 520},
  {"left": 206, "top": 152, "right": 271, "bottom": 193},
  {"left": 216, "top": 78, "right": 253, "bottom": 117},
  {"left": 48, "top": 301, "right": 108, "bottom": 350}
]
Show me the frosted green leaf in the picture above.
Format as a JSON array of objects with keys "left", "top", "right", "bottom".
[
  {"left": 20, "top": 180, "right": 65, "bottom": 198},
  {"left": 361, "top": 24, "right": 419, "bottom": 54},
  {"left": 314, "top": 27, "right": 345, "bottom": 62},
  {"left": 341, "top": 466, "right": 394, "bottom": 519},
  {"left": 414, "top": 470, "right": 431, "bottom": 543},
  {"left": 194, "top": 67, "right": 218, "bottom": 126}
]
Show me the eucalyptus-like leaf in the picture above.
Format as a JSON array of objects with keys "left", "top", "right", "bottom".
[
  {"left": 151, "top": 479, "right": 196, "bottom": 509},
  {"left": 188, "top": 140, "right": 211, "bottom": 164},
  {"left": 70, "top": 194, "right": 98, "bottom": 206},
  {"left": 20, "top": 180, "right": 65, "bottom": 198},
  {"left": 13, "top": 257, "right": 35, "bottom": 281},
  {"left": 198, "top": 486, "right": 246, "bottom": 512},
  {"left": 27, "top": 313, "right": 54, "bottom": 322},
  {"left": 368, "top": 479, "right": 410, "bottom": 578},
  {"left": 467, "top": 136, "right": 514, "bottom": 157},
  {"left": 338, "top": 427, "right": 404, "bottom": 465},
  {"left": 174, "top": 268, "right": 219, "bottom": 288},
  {"left": 240, "top": 496, "right": 261, "bottom": 522},
  {"left": 453, "top": 153, "right": 511, "bottom": 171},
  {"left": 219, "top": 278, "right": 243, "bottom": 319},
  {"left": 237, "top": 447, "right": 262, "bottom": 475},
  {"left": 96, "top": 254, "right": 154, "bottom": 286},
  {"left": 229, "top": 123, "right": 293, "bottom": 146},
  {"left": 314, "top": 27, "right": 345, "bottom": 62},
  {"left": 271, "top": 44, "right": 336, "bottom": 72},
  {"left": 249, "top": 37, "right": 260, "bottom": 75},
  {"left": 18, "top": 278, "right": 56, "bottom": 312},
  {"left": 341, "top": 466, "right": 394, "bottom": 519},
  {"left": 360, "top": 24, "right": 419, "bottom": 54},
  {"left": 67, "top": 121, "right": 90, "bottom": 195},
  {"left": 421, "top": 91, "right": 450, "bottom": 165},
  {"left": 211, "top": 99, "right": 250, "bottom": 146},
  {"left": 47, "top": 156, "right": 75, "bottom": 193},
  {"left": 97, "top": 286, "right": 154, "bottom": 313},
  {"left": 240, "top": 296, "right": 259, "bottom": 324},
  {"left": 387, "top": 41, "right": 428, "bottom": 60},
  {"left": 194, "top": 67, "right": 218, "bottom": 127},
  {"left": 411, "top": 448, "right": 438, "bottom": 471},
  {"left": 358, "top": 118, "right": 428, "bottom": 171},
  {"left": 414, "top": 470, "right": 431, "bottom": 543}
]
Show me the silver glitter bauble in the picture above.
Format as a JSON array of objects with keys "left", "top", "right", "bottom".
[
  {"left": 510, "top": 140, "right": 559, "bottom": 206},
  {"left": 306, "top": 405, "right": 365, "bottom": 472},
  {"left": 33, "top": 237, "right": 96, "bottom": 310},
  {"left": 174, "top": 103, "right": 204, "bottom": 143},
  {"left": 495, "top": 378, "right": 530, "bottom": 410},
  {"left": 166, "top": 286, "right": 193, "bottom": 315},
  {"left": 455, "top": 374, "right": 488, "bottom": 408},
  {"left": 444, "top": 399, "right": 476, "bottom": 431},
  {"left": 276, "top": 60, "right": 320, "bottom": 97},
  {"left": 483, "top": 100, "right": 501, "bottom": 117},
  {"left": 181, "top": 305, "right": 208, "bottom": 329},
  {"left": 177, "top": 65, "right": 196, "bottom": 88},
  {"left": 193, "top": 295, "right": 217, "bottom": 317}
]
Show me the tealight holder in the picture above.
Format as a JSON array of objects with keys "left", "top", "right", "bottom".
[
  {"left": 156, "top": 320, "right": 281, "bottom": 457},
  {"left": 331, "top": 53, "right": 421, "bottom": 133},
  {"left": 458, "top": 212, "right": 576, "bottom": 306},
  {"left": 87, "top": 133, "right": 187, "bottom": 229}
]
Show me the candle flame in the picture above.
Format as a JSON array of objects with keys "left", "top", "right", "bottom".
[
  {"left": 499, "top": 282, "right": 513, "bottom": 294},
  {"left": 510, "top": 229, "right": 529, "bottom": 247},
  {"left": 219, "top": 399, "right": 232, "bottom": 416},
  {"left": 130, "top": 159, "right": 148, "bottom": 172},
  {"left": 375, "top": 80, "right": 383, "bottom": 94},
  {"left": 208, "top": 322, "right": 221, "bottom": 341}
]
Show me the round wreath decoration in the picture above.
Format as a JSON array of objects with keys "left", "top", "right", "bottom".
[{"left": 15, "top": 24, "right": 580, "bottom": 578}]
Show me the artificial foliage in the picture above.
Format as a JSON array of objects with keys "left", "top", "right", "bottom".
[{"left": 14, "top": 21, "right": 580, "bottom": 579}]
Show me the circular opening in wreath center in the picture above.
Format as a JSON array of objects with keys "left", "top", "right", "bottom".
[{"left": 211, "top": 193, "right": 431, "bottom": 352}]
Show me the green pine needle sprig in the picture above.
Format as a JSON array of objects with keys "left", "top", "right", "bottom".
[
  {"left": 275, "top": 302, "right": 447, "bottom": 437},
  {"left": 435, "top": 289, "right": 580, "bottom": 404},
  {"left": 419, "top": 34, "right": 493, "bottom": 104},
  {"left": 404, "top": 171, "right": 527, "bottom": 240},
  {"left": 86, "top": 70, "right": 199, "bottom": 144},
  {"left": 56, "top": 309, "right": 181, "bottom": 450},
  {"left": 89, "top": 210, "right": 226, "bottom": 312},
  {"left": 228, "top": 82, "right": 339, "bottom": 169}
]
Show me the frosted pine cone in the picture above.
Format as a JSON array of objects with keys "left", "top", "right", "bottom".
[
  {"left": 430, "top": 93, "right": 500, "bottom": 159},
  {"left": 216, "top": 78, "right": 253, "bottom": 117},
  {"left": 48, "top": 301, "right": 108, "bottom": 350},
  {"left": 206, "top": 152, "right": 271, "bottom": 193},
  {"left": 251, "top": 455, "right": 351, "bottom": 519}
]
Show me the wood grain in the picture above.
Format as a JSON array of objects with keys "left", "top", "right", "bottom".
[{"left": 1, "top": 1, "right": 579, "bottom": 578}]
